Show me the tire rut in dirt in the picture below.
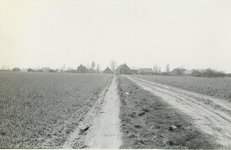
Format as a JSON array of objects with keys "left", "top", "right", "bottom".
[{"left": 126, "top": 76, "right": 231, "bottom": 148}]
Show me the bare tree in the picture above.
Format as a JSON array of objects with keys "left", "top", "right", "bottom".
[
  {"left": 153, "top": 65, "right": 158, "bottom": 74},
  {"left": 110, "top": 60, "right": 117, "bottom": 73},
  {"left": 96, "top": 63, "right": 100, "bottom": 73},
  {"left": 1, "top": 65, "right": 5, "bottom": 70},
  {"left": 63, "top": 64, "right": 66, "bottom": 71},
  {"left": 158, "top": 67, "right": 161, "bottom": 75},
  {"left": 175, "top": 67, "right": 184, "bottom": 76},
  {"left": 91, "top": 61, "right": 95, "bottom": 70},
  {"left": 191, "top": 69, "right": 202, "bottom": 77},
  {"left": 166, "top": 63, "right": 170, "bottom": 74}
]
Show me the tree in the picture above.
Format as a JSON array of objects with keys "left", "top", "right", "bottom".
[
  {"left": 174, "top": 67, "right": 184, "bottom": 76},
  {"left": 218, "top": 71, "right": 226, "bottom": 78},
  {"left": 1, "top": 65, "right": 5, "bottom": 70},
  {"left": 41, "top": 66, "right": 50, "bottom": 72},
  {"left": 60, "top": 64, "right": 66, "bottom": 72},
  {"left": 158, "top": 67, "right": 161, "bottom": 75},
  {"left": 166, "top": 63, "right": 170, "bottom": 74},
  {"left": 192, "top": 69, "right": 201, "bottom": 77},
  {"left": 202, "top": 68, "right": 226, "bottom": 78},
  {"left": 96, "top": 63, "right": 100, "bottom": 73},
  {"left": 91, "top": 61, "right": 95, "bottom": 70},
  {"left": 202, "top": 68, "right": 214, "bottom": 78},
  {"left": 153, "top": 65, "right": 156, "bottom": 73},
  {"left": 110, "top": 60, "right": 117, "bottom": 73},
  {"left": 153, "top": 65, "right": 158, "bottom": 74},
  {"left": 175, "top": 66, "right": 184, "bottom": 76}
]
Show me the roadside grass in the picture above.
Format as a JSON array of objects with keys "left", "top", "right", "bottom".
[
  {"left": 117, "top": 75, "right": 219, "bottom": 149},
  {"left": 133, "top": 75, "right": 231, "bottom": 102},
  {"left": 0, "top": 72, "right": 112, "bottom": 148}
]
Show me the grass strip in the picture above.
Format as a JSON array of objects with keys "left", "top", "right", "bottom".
[{"left": 117, "top": 75, "right": 219, "bottom": 149}]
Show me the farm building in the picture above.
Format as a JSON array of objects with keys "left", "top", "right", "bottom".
[
  {"left": 138, "top": 68, "right": 153, "bottom": 75},
  {"left": 115, "top": 63, "right": 131, "bottom": 74},
  {"left": 49, "top": 69, "right": 56, "bottom": 73},
  {"left": 77, "top": 64, "right": 87, "bottom": 73},
  {"left": 12, "top": 67, "right": 21, "bottom": 71},
  {"left": 88, "top": 68, "right": 94, "bottom": 73},
  {"left": 70, "top": 69, "right": 78, "bottom": 73},
  {"left": 170, "top": 68, "right": 185, "bottom": 76},
  {"left": 183, "top": 70, "right": 192, "bottom": 76},
  {"left": 130, "top": 67, "right": 139, "bottom": 74},
  {"left": 28, "top": 68, "right": 35, "bottom": 72},
  {"left": 191, "top": 69, "right": 202, "bottom": 77},
  {"left": 103, "top": 67, "right": 113, "bottom": 74}
]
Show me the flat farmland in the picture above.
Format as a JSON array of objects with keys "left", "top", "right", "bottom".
[
  {"left": 126, "top": 75, "right": 231, "bottom": 148},
  {"left": 133, "top": 75, "right": 231, "bottom": 102},
  {"left": 117, "top": 76, "right": 217, "bottom": 149},
  {"left": 0, "top": 72, "right": 112, "bottom": 148}
]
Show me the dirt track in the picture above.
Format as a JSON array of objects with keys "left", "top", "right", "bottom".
[
  {"left": 84, "top": 76, "right": 122, "bottom": 148},
  {"left": 126, "top": 76, "right": 231, "bottom": 148},
  {"left": 62, "top": 75, "right": 122, "bottom": 149}
]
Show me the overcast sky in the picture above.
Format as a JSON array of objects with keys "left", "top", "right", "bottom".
[{"left": 1, "top": 1, "right": 231, "bottom": 72}]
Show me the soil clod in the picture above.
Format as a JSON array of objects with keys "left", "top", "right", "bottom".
[
  {"left": 138, "top": 112, "right": 145, "bottom": 116},
  {"left": 168, "top": 125, "right": 177, "bottom": 131}
]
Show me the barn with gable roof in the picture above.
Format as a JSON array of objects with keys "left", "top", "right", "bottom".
[
  {"left": 103, "top": 67, "right": 113, "bottom": 74},
  {"left": 115, "top": 63, "right": 131, "bottom": 74}
]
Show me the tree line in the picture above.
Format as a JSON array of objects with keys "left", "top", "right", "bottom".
[{"left": 152, "top": 63, "right": 230, "bottom": 78}]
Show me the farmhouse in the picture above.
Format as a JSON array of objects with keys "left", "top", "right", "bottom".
[
  {"left": 130, "top": 67, "right": 139, "bottom": 74},
  {"left": 103, "top": 67, "right": 113, "bottom": 74},
  {"left": 183, "top": 70, "right": 192, "bottom": 76},
  {"left": 88, "top": 68, "right": 94, "bottom": 73},
  {"left": 138, "top": 68, "right": 153, "bottom": 75},
  {"left": 28, "top": 68, "right": 35, "bottom": 72},
  {"left": 170, "top": 68, "right": 185, "bottom": 76},
  {"left": 191, "top": 69, "right": 202, "bottom": 77},
  {"left": 115, "top": 63, "right": 131, "bottom": 74},
  {"left": 12, "top": 67, "right": 21, "bottom": 71},
  {"left": 49, "top": 69, "right": 56, "bottom": 73},
  {"left": 77, "top": 64, "right": 87, "bottom": 73}
]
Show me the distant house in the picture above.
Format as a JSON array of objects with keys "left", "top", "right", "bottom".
[
  {"left": 12, "top": 67, "right": 21, "bottom": 71},
  {"left": 183, "top": 70, "right": 192, "bottom": 76},
  {"left": 70, "top": 69, "right": 77, "bottom": 73},
  {"left": 89, "top": 68, "right": 94, "bottom": 73},
  {"left": 28, "top": 68, "right": 35, "bottom": 72},
  {"left": 138, "top": 68, "right": 153, "bottom": 75},
  {"left": 161, "top": 72, "right": 169, "bottom": 76},
  {"left": 169, "top": 68, "right": 177, "bottom": 76},
  {"left": 41, "top": 67, "right": 50, "bottom": 72},
  {"left": 130, "top": 67, "right": 139, "bottom": 74},
  {"left": 49, "top": 69, "right": 56, "bottom": 73},
  {"left": 77, "top": 64, "right": 87, "bottom": 73},
  {"left": 115, "top": 63, "right": 131, "bottom": 74},
  {"left": 191, "top": 69, "right": 202, "bottom": 77},
  {"left": 103, "top": 67, "right": 113, "bottom": 74},
  {"left": 21, "top": 69, "right": 28, "bottom": 72},
  {"left": 170, "top": 68, "right": 185, "bottom": 76}
]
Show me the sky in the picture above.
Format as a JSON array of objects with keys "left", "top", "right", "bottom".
[{"left": 0, "top": 0, "right": 231, "bottom": 72}]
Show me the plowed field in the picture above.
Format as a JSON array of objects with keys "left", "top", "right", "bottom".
[{"left": 0, "top": 72, "right": 112, "bottom": 148}]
